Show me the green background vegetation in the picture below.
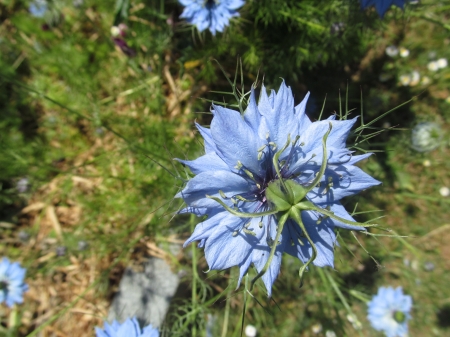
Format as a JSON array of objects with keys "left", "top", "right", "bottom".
[{"left": 0, "top": 0, "right": 449, "bottom": 336}]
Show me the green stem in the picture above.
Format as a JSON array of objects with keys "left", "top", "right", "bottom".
[
  {"left": 250, "top": 212, "right": 289, "bottom": 293},
  {"left": 323, "top": 269, "right": 364, "bottom": 337},
  {"left": 307, "top": 123, "right": 332, "bottom": 191},
  {"left": 289, "top": 207, "right": 317, "bottom": 283},
  {"left": 297, "top": 202, "right": 377, "bottom": 228},
  {"left": 273, "top": 134, "right": 292, "bottom": 191},
  {"left": 190, "top": 214, "right": 198, "bottom": 337},
  {"left": 220, "top": 270, "right": 233, "bottom": 337},
  {"left": 206, "top": 196, "right": 278, "bottom": 218}
]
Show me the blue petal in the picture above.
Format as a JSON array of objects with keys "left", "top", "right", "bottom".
[
  {"left": 176, "top": 152, "right": 229, "bottom": 175},
  {"left": 142, "top": 324, "right": 160, "bottom": 337},
  {"left": 196, "top": 123, "right": 217, "bottom": 154},
  {"left": 257, "top": 84, "right": 274, "bottom": 116},
  {"left": 264, "top": 81, "right": 297, "bottom": 147},
  {"left": 294, "top": 91, "right": 312, "bottom": 134},
  {"left": 176, "top": 170, "right": 252, "bottom": 208},
  {"left": 95, "top": 327, "right": 110, "bottom": 337},
  {"left": 301, "top": 117, "right": 358, "bottom": 153},
  {"left": 243, "top": 87, "right": 261, "bottom": 131},
  {"left": 204, "top": 222, "right": 254, "bottom": 271},
  {"left": 250, "top": 215, "right": 285, "bottom": 297},
  {"left": 347, "top": 152, "right": 373, "bottom": 165},
  {"left": 184, "top": 212, "right": 231, "bottom": 247},
  {"left": 178, "top": 206, "right": 209, "bottom": 217},
  {"left": 306, "top": 164, "right": 381, "bottom": 204},
  {"left": 251, "top": 242, "right": 284, "bottom": 297},
  {"left": 211, "top": 104, "right": 264, "bottom": 175},
  {"left": 284, "top": 215, "right": 336, "bottom": 268}
]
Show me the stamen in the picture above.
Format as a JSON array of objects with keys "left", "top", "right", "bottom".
[
  {"left": 243, "top": 228, "right": 257, "bottom": 236},
  {"left": 219, "top": 190, "right": 227, "bottom": 199},
  {"left": 258, "top": 145, "right": 266, "bottom": 152},
  {"left": 235, "top": 195, "right": 253, "bottom": 202},
  {"left": 243, "top": 169, "right": 254, "bottom": 180}
]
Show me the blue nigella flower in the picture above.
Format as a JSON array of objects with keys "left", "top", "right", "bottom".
[
  {"left": 95, "top": 317, "right": 159, "bottom": 337},
  {"left": 367, "top": 286, "right": 412, "bottom": 337},
  {"left": 177, "top": 82, "right": 380, "bottom": 296},
  {"left": 0, "top": 257, "right": 29, "bottom": 307},
  {"left": 179, "top": 0, "right": 245, "bottom": 35},
  {"left": 360, "top": 0, "right": 407, "bottom": 17},
  {"left": 29, "top": 0, "right": 47, "bottom": 18}
]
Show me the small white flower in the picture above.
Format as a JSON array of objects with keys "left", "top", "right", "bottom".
[
  {"left": 110, "top": 26, "right": 120, "bottom": 37},
  {"left": 325, "top": 331, "right": 337, "bottom": 337},
  {"left": 437, "top": 58, "right": 448, "bottom": 69},
  {"left": 311, "top": 323, "right": 322, "bottom": 334},
  {"left": 428, "top": 61, "right": 439, "bottom": 72},
  {"left": 423, "top": 159, "right": 431, "bottom": 167},
  {"left": 244, "top": 325, "right": 257, "bottom": 337},
  {"left": 411, "top": 122, "right": 442, "bottom": 152},
  {"left": 439, "top": 186, "right": 450, "bottom": 197},
  {"left": 399, "top": 74, "right": 411, "bottom": 86},
  {"left": 399, "top": 47, "right": 410, "bottom": 58},
  {"left": 446, "top": 97, "right": 450, "bottom": 104},
  {"left": 385, "top": 45, "right": 399, "bottom": 57},
  {"left": 421, "top": 76, "right": 431, "bottom": 85},
  {"left": 409, "top": 71, "right": 420, "bottom": 86}
]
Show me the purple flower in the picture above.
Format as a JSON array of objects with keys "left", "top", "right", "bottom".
[
  {"left": 360, "top": 0, "right": 407, "bottom": 17},
  {"left": 177, "top": 82, "right": 380, "bottom": 296},
  {"left": 179, "top": 0, "right": 245, "bottom": 35},
  {"left": 95, "top": 317, "right": 159, "bottom": 337},
  {"left": 0, "top": 258, "right": 29, "bottom": 307},
  {"left": 368, "top": 287, "right": 412, "bottom": 337},
  {"left": 112, "top": 38, "right": 136, "bottom": 57},
  {"left": 29, "top": 0, "right": 47, "bottom": 18}
]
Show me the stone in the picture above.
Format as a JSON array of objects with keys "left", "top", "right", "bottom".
[{"left": 108, "top": 257, "right": 180, "bottom": 328}]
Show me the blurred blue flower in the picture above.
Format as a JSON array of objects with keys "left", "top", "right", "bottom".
[
  {"left": 177, "top": 82, "right": 380, "bottom": 296},
  {"left": 0, "top": 257, "right": 29, "bottom": 307},
  {"left": 29, "top": 0, "right": 47, "bottom": 18},
  {"left": 95, "top": 317, "right": 159, "bottom": 337},
  {"left": 368, "top": 286, "right": 412, "bottom": 337},
  {"left": 179, "top": 0, "right": 245, "bottom": 35},
  {"left": 360, "top": 0, "right": 406, "bottom": 17}
]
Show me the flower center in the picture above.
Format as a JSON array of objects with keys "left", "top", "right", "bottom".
[
  {"left": 204, "top": 0, "right": 218, "bottom": 7},
  {"left": 0, "top": 280, "right": 8, "bottom": 291},
  {"left": 393, "top": 310, "right": 406, "bottom": 323}
]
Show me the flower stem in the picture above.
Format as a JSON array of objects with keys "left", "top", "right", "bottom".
[
  {"left": 307, "top": 122, "right": 332, "bottom": 191},
  {"left": 250, "top": 211, "right": 289, "bottom": 294},
  {"left": 220, "top": 269, "right": 233, "bottom": 337},
  {"left": 289, "top": 207, "right": 317, "bottom": 284},
  {"left": 190, "top": 214, "right": 198, "bottom": 337},
  {"left": 297, "top": 202, "right": 376, "bottom": 228},
  {"left": 206, "top": 195, "right": 278, "bottom": 218}
]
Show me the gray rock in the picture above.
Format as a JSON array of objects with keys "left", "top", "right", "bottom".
[{"left": 108, "top": 257, "right": 180, "bottom": 328}]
